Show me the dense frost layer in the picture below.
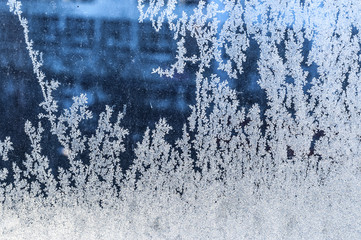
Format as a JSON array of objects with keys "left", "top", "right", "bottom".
[{"left": 2, "top": 0, "right": 361, "bottom": 239}]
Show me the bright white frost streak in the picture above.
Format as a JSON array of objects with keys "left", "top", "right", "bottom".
[{"left": 1, "top": 0, "right": 361, "bottom": 239}]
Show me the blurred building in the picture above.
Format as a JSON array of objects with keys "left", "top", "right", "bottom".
[
  {"left": 0, "top": 0, "right": 203, "bottom": 77},
  {"left": 0, "top": 0, "right": 201, "bottom": 115}
]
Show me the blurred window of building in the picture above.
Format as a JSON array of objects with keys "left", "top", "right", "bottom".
[
  {"left": 30, "top": 15, "right": 59, "bottom": 49},
  {"left": 101, "top": 20, "right": 131, "bottom": 52},
  {"left": 0, "top": 13, "right": 22, "bottom": 44},
  {"left": 180, "top": 0, "right": 200, "bottom": 4},
  {"left": 139, "top": 22, "right": 172, "bottom": 54},
  {"left": 100, "top": 20, "right": 131, "bottom": 73},
  {"left": 64, "top": 17, "right": 95, "bottom": 49}
]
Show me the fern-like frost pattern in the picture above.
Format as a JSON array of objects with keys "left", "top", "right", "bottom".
[{"left": 1, "top": 0, "right": 361, "bottom": 239}]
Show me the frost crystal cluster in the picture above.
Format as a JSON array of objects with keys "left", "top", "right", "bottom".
[{"left": 1, "top": 0, "right": 361, "bottom": 239}]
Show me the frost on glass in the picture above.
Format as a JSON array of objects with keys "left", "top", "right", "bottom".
[{"left": 1, "top": 0, "right": 361, "bottom": 239}]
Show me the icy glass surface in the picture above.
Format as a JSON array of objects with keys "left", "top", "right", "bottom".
[{"left": 1, "top": 0, "right": 361, "bottom": 239}]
